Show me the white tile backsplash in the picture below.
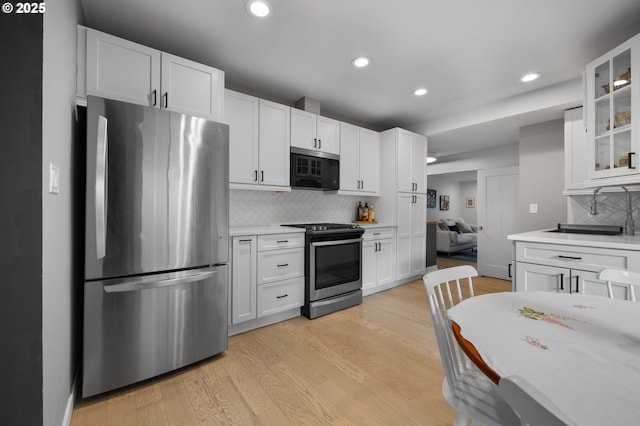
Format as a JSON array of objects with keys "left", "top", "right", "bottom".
[
  {"left": 230, "top": 189, "right": 375, "bottom": 226},
  {"left": 568, "top": 191, "right": 640, "bottom": 233}
]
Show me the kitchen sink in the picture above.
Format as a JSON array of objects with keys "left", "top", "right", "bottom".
[{"left": 546, "top": 223, "right": 624, "bottom": 235}]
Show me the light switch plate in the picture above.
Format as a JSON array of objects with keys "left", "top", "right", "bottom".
[
  {"left": 49, "top": 163, "right": 60, "bottom": 194},
  {"left": 529, "top": 203, "right": 538, "bottom": 214}
]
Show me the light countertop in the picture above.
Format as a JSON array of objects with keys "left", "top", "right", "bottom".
[
  {"left": 508, "top": 229, "right": 640, "bottom": 251},
  {"left": 230, "top": 222, "right": 396, "bottom": 236},
  {"left": 355, "top": 222, "right": 396, "bottom": 229}
]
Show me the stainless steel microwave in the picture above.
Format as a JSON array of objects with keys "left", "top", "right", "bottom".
[{"left": 290, "top": 147, "right": 339, "bottom": 190}]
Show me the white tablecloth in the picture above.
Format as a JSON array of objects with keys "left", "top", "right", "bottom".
[{"left": 447, "top": 292, "right": 640, "bottom": 426}]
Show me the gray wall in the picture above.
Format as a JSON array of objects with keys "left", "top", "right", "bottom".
[
  {"left": 0, "top": 13, "right": 44, "bottom": 426},
  {"left": 426, "top": 175, "right": 478, "bottom": 223},
  {"left": 43, "top": 0, "right": 83, "bottom": 424},
  {"left": 518, "top": 119, "right": 567, "bottom": 231}
]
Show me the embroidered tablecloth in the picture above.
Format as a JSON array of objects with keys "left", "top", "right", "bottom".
[{"left": 447, "top": 291, "right": 640, "bottom": 426}]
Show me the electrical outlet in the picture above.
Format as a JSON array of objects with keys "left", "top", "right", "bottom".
[
  {"left": 529, "top": 203, "right": 538, "bottom": 214},
  {"left": 49, "top": 163, "right": 60, "bottom": 194}
]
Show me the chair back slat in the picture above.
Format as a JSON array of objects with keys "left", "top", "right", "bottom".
[{"left": 596, "top": 268, "right": 640, "bottom": 302}]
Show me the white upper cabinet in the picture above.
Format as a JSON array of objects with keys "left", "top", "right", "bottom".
[
  {"left": 564, "top": 107, "right": 589, "bottom": 191},
  {"left": 225, "top": 90, "right": 291, "bottom": 190},
  {"left": 290, "top": 109, "right": 340, "bottom": 155},
  {"left": 225, "top": 90, "right": 260, "bottom": 186},
  {"left": 339, "top": 122, "right": 380, "bottom": 195},
  {"left": 86, "top": 29, "right": 160, "bottom": 107},
  {"left": 394, "top": 128, "right": 427, "bottom": 193},
  {"left": 585, "top": 32, "right": 640, "bottom": 185},
  {"left": 160, "top": 53, "right": 224, "bottom": 121},
  {"left": 259, "top": 100, "right": 291, "bottom": 188},
  {"left": 83, "top": 27, "right": 224, "bottom": 122}
]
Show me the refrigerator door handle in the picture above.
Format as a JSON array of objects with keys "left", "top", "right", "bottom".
[
  {"left": 95, "top": 115, "right": 108, "bottom": 259},
  {"left": 103, "top": 269, "right": 218, "bottom": 293}
]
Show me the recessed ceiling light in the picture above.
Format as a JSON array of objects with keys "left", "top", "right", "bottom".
[
  {"left": 414, "top": 88, "right": 428, "bottom": 96},
  {"left": 246, "top": 0, "right": 271, "bottom": 18},
  {"left": 352, "top": 56, "right": 370, "bottom": 68},
  {"left": 521, "top": 72, "right": 541, "bottom": 82}
]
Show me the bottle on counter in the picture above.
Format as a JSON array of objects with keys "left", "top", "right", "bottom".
[
  {"left": 363, "top": 203, "right": 369, "bottom": 222},
  {"left": 357, "top": 201, "right": 363, "bottom": 221},
  {"left": 369, "top": 204, "right": 375, "bottom": 222}
]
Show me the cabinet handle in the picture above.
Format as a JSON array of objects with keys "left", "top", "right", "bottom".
[
  {"left": 276, "top": 240, "right": 289, "bottom": 243},
  {"left": 239, "top": 239, "right": 252, "bottom": 242},
  {"left": 318, "top": 139, "right": 322, "bottom": 149},
  {"left": 629, "top": 152, "right": 636, "bottom": 170},
  {"left": 254, "top": 170, "right": 258, "bottom": 182},
  {"left": 261, "top": 170, "right": 264, "bottom": 182},
  {"left": 558, "top": 255, "right": 582, "bottom": 260},
  {"left": 151, "top": 90, "right": 157, "bottom": 106},
  {"left": 276, "top": 294, "right": 289, "bottom": 299},
  {"left": 277, "top": 263, "right": 289, "bottom": 267},
  {"left": 378, "top": 242, "right": 382, "bottom": 251},
  {"left": 508, "top": 263, "right": 512, "bottom": 278},
  {"left": 163, "top": 92, "right": 168, "bottom": 108},
  {"left": 373, "top": 232, "right": 381, "bottom": 236},
  {"left": 313, "top": 138, "right": 317, "bottom": 149},
  {"left": 559, "top": 273, "right": 564, "bottom": 291},
  {"left": 573, "top": 275, "right": 580, "bottom": 293}
]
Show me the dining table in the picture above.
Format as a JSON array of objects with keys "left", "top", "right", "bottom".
[{"left": 446, "top": 291, "right": 640, "bottom": 426}]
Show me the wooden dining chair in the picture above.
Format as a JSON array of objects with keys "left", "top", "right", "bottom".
[
  {"left": 596, "top": 268, "right": 639, "bottom": 301},
  {"left": 497, "top": 375, "right": 575, "bottom": 426},
  {"left": 423, "top": 265, "right": 519, "bottom": 426}
]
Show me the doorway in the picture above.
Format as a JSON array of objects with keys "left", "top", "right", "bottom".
[{"left": 427, "top": 171, "right": 478, "bottom": 265}]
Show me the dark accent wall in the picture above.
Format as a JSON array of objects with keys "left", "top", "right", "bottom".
[{"left": 0, "top": 13, "right": 44, "bottom": 425}]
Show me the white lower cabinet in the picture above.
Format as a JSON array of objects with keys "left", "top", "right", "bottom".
[
  {"left": 514, "top": 241, "right": 640, "bottom": 300},
  {"left": 258, "top": 278, "right": 305, "bottom": 317},
  {"left": 362, "top": 228, "right": 396, "bottom": 293},
  {"left": 231, "top": 237, "right": 257, "bottom": 323},
  {"left": 396, "top": 193, "right": 426, "bottom": 280},
  {"left": 231, "top": 233, "right": 304, "bottom": 325}
]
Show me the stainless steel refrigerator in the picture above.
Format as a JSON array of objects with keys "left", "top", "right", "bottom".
[{"left": 82, "top": 96, "right": 229, "bottom": 397}]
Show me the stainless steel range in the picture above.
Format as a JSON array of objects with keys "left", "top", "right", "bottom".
[{"left": 283, "top": 223, "right": 364, "bottom": 319}]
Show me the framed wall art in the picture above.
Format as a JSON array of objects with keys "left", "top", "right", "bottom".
[
  {"left": 439, "top": 195, "right": 450, "bottom": 211},
  {"left": 427, "top": 189, "right": 436, "bottom": 208},
  {"left": 465, "top": 197, "right": 475, "bottom": 208}
]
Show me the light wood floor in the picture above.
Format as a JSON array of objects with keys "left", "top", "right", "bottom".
[{"left": 71, "top": 258, "right": 510, "bottom": 426}]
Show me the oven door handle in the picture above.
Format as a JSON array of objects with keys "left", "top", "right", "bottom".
[{"left": 310, "top": 238, "right": 362, "bottom": 247}]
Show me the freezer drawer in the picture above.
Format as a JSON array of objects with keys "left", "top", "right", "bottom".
[{"left": 82, "top": 265, "right": 228, "bottom": 397}]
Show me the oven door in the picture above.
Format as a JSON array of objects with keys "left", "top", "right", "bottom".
[{"left": 309, "top": 237, "right": 362, "bottom": 301}]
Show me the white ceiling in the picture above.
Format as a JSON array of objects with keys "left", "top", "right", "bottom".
[{"left": 80, "top": 0, "right": 640, "bottom": 157}]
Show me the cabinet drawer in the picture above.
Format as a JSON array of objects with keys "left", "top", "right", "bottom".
[
  {"left": 257, "top": 277, "right": 304, "bottom": 317},
  {"left": 258, "top": 233, "right": 304, "bottom": 251},
  {"left": 363, "top": 227, "right": 395, "bottom": 240},
  {"left": 516, "top": 241, "right": 640, "bottom": 272},
  {"left": 257, "top": 248, "right": 304, "bottom": 284}
]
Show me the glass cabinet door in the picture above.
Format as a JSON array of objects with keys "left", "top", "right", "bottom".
[{"left": 590, "top": 48, "right": 634, "bottom": 177}]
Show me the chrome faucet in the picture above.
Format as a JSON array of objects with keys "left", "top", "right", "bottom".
[{"left": 590, "top": 186, "right": 635, "bottom": 236}]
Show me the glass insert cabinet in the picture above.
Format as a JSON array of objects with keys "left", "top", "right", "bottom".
[{"left": 586, "top": 33, "right": 640, "bottom": 181}]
